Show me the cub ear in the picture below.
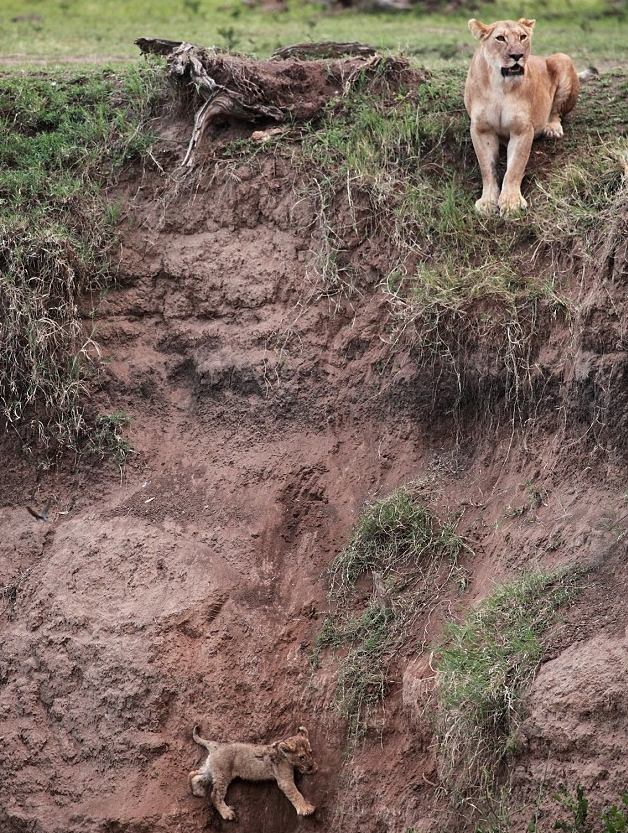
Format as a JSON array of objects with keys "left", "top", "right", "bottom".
[
  {"left": 518, "top": 18, "right": 536, "bottom": 31},
  {"left": 276, "top": 740, "right": 295, "bottom": 755},
  {"left": 297, "top": 726, "right": 309, "bottom": 738},
  {"left": 468, "top": 19, "right": 490, "bottom": 40}
]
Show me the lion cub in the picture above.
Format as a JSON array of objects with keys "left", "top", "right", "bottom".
[
  {"left": 189, "top": 724, "right": 318, "bottom": 821},
  {"left": 464, "top": 18, "right": 580, "bottom": 216}
]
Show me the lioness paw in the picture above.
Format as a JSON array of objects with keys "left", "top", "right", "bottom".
[
  {"left": 542, "top": 122, "right": 564, "bottom": 139},
  {"left": 297, "top": 802, "right": 315, "bottom": 816},
  {"left": 474, "top": 198, "right": 499, "bottom": 216},
  {"left": 499, "top": 193, "right": 527, "bottom": 215}
]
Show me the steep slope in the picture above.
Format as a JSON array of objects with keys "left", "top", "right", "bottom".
[{"left": 1, "top": 62, "right": 628, "bottom": 833}]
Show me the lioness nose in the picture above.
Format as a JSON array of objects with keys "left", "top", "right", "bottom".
[{"left": 510, "top": 53, "right": 523, "bottom": 61}]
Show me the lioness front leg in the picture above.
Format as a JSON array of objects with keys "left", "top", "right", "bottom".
[
  {"left": 499, "top": 128, "right": 534, "bottom": 215},
  {"left": 276, "top": 776, "right": 315, "bottom": 816},
  {"left": 210, "top": 782, "right": 237, "bottom": 821},
  {"left": 470, "top": 124, "right": 500, "bottom": 215}
]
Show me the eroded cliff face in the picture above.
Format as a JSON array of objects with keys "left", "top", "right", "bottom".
[{"left": 1, "top": 82, "right": 628, "bottom": 833}]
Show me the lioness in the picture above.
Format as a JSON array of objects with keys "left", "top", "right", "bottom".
[
  {"left": 189, "top": 724, "right": 318, "bottom": 821},
  {"left": 465, "top": 18, "right": 580, "bottom": 216}
]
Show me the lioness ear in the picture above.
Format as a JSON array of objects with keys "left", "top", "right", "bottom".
[
  {"left": 518, "top": 18, "right": 536, "bottom": 31},
  {"left": 468, "top": 19, "right": 490, "bottom": 40}
]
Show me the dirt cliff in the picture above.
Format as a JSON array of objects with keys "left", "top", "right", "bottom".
[{"left": 1, "top": 59, "right": 628, "bottom": 833}]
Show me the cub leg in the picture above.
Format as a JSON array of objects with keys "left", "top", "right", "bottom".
[
  {"left": 469, "top": 124, "right": 501, "bottom": 215},
  {"left": 499, "top": 127, "right": 534, "bottom": 215},
  {"left": 276, "top": 776, "right": 315, "bottom": 816},
  {"left": 189, "top": 769, "right": 209, "bottom": 798},
  {"left": 210, "top": 780, "right": 237, "bottom": 821}
]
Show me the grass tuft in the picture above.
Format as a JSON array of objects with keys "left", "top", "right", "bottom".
[
  {"left": 0, "top": 63, "right": 166, "bottom": 457},
  {"left": 314, "top": 482, "right": 468, "bottom": 741},
  {"left": 434, "top": 568, "right": 581, "bottom": 825},
  {"left": 86, "top": 411, "right": 133, "bottom": 466}
]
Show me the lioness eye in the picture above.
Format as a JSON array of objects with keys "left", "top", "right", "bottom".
[
  {"left": 520, "top": 34, "right": 527, "bottom": 40},
  {"left": 496, "top": 35, "right": 506, "bottom": 42}
]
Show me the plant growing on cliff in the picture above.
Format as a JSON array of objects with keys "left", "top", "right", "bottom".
[
  {"left": 527, "top": 784, "right": 628, "bottom": 833},
  {"left": 86, "top": 411, "right": 133, "bottom": 465},
  {"left": 313, "top": 482, "right": 468, "bottom": 741},
  {"left": 434, "top": 568, "right": 580, "bottom": 826},
  {"left": 298, "top": 69, "right": 476, "bottom": 305},
  {"left": 0, "top": 64, "right": 165, "bottom": 456}
]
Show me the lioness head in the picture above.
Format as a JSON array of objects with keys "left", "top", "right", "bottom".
[
  {"left": 468, "top": 18, "right": 535, "bottom": 78},
  {"left": 274, "top": 726, "right": 318, "bottom": 774}
]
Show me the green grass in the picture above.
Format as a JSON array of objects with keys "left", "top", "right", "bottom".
[
  {"left": 0, "top": 0, "right": 626, "bottom": 67},
  {"left": 0, "top": 63, "right": 165, "bottom": 456},
  {"left": 327, "top": 485, "right": 464, "bottom": 587},
  {"left": 434, "top": 569, "right": 580, "bottom": 828},
  {"left": 86, "top": 411, "right": 133, "bottom": 465},
  {"left": 313, "top": 483, "right": 468, "bottom": 741},
  {"left": 527, "top": 784, "right": 628, "bottom": 833}
]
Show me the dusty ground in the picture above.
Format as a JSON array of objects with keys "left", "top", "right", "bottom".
[{"left": 1, "top": 58, "right": 628, "bottom": 833}]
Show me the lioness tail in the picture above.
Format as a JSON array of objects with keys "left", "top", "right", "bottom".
[{"left": 578, "top": 66, "right": 599, "bottom": 82}]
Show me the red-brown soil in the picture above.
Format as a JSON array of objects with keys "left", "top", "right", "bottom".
[{"left": 1, "top": 61, "right": 628, "bottom": 833}]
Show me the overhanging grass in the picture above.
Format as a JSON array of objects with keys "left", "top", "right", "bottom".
[{"left": 0, "top": 63, "right": 166, "bottom": 455}]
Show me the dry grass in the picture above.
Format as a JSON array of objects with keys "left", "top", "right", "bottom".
[{"left": 0, "top": 64, "right": 165, "bottom": 457}]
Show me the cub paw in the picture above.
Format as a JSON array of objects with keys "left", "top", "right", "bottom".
[
  {"left": 220, "top": 806, "right": 236, "bottom": 821},
  {"left": 189, "top": 773, "right": 208, "bottom": 798},
  {"left": 298, "top": 803, "right": 315, "bottom": 816}
]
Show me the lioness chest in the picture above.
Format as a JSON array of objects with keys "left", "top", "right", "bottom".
[{"left": 465, "top": 56, "right": 556, "bottom": 140}]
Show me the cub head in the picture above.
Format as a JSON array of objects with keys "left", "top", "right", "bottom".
[
  {"left": 274, "top": 726, "right": 318, "bottom": 774},
  {"left": 468, "top": 18, "right": 535, "bottom": 79}
]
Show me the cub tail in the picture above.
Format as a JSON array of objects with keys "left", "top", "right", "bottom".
[{"left": 192, "top": 724, "right": 215, "bottom": 753}]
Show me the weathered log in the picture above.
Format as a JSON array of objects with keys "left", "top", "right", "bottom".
[
  {"left": 270, "top": 41, "right": 379, "bottom": 61},
  {"left": 134, "top": 37, "right": 186, "bottom": 56}
]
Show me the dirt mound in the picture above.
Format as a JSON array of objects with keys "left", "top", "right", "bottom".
[
  {"left": 1, "top": 56, "right": 628, "bottom": 833},
  {"left": 512, "top": 626, "right": 628, "bottom": 829}
]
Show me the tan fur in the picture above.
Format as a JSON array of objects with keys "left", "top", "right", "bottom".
[
  {"left": 189, "top": 724, "right": 318, "bottom": 821},
  {"left": 464, "top": 18, "right": 580, "bottom": 216}
]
